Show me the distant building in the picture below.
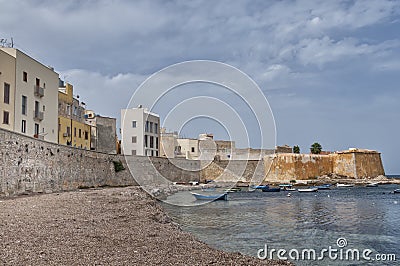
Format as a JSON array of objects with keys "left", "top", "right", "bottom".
[
  {"left": 160, "top": 128, "right": 179, "bottom": 158},
  {"left": 275, "top": 145, "right": 293, "bottom": 153},
  {"left": 58, "top": 81, "right": 91, "bottom": 149},
  {"left": 0, "top": 48, "right": 59, "bottom": 143},
  {"left": 85, "top": 110, "right": 117, "bottom": 154},
  {"left": 121, "top": 106, "right": 160, "bottom": 156}
]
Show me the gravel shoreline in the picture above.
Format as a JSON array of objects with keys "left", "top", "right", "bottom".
[{"left": 0, "top": 187, "right": 291, "bottom": 265}]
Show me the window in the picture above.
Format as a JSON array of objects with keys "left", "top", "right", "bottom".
[
  {"left": 22, "top": 96, "right": 27, "bottom": 115},
  {"left": 156, "top": 151, "right": 158, "bottom": 157},
  {"left": 131, "top": 150, "right": 136, "bottom": 155},
  {"left": 78, "top": 129, "right": 81, "bottom": 138},
  {"left": 34, "top": 101, "right": 39, "bottom": 114},
  {"left": 4, "top": 83, "right": 10, "bottom": 104},
  {"left": 66, "top": 105, "right": 71, "bottom": 115},
  {"left": 132, "top": 121, "right": 137, "bottom": 128},
  {"left": 145, "top": 121, "right": 149, "bottom": 132},
  {"left": 144, "top": 135, "right": 148, "bottom": 147},
  {"left": 154, "top": 123, "right": 158, "bottom": 134},
  {"left": 21, "top": 120, "right": 26, "bottom": 133},
  {"left": 191, "top": 147, "right": 195, "bottom": 153},
  {"left": 85, "top": 131, "right": 89, "bottom": 140},
  {"left": 3, "top": 111, "right": 9, "bottom": 124},
  {"left": 151, "top": 150, "right": 154, "bottom": 157},
  {"left": 43, "top": 105, "right": 45, "bottom": 111},
  {"left": 74, "top": 127, "right": 76, "bottom": 137},
  {"left": 150, "top": 136, "right": 154, "bottom": 148},
  {"left": 132, "top": 136, "right": 137, "bottom": 143},
  {"left": 36, "top": 78, "right": 40, "bottom": 86},
  {"left": 34, "top": 123, "right": 39, "bottom": 135},
  {"left": 156, "top": 137, "right": 159, "bottom": 149},
  {"left": 67, "top": 126, "right": 71, "bottom": 135},
  {"left": 23, "top": 71, "right": 27, "bottom": 82},
  {"left": 150, "top": 122, "right": 153, "bottom": 133}
]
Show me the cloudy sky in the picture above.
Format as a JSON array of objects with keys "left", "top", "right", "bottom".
[{"left": 1, "top": 0, "right": 399, "bottom": 173}]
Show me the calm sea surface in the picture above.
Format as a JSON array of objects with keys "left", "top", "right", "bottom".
[{"left": 163, "top": 184, "right": 400, "bottom": 265}]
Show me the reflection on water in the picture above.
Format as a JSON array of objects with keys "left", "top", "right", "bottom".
[{"left": 163, "top": 185, "right": 400, "bottom": 265}]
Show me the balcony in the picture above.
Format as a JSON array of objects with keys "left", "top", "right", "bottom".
[
  {"left": 34, "top": 85, "right": 45, "bottom": 97},
  {"left": 33, "top": 111, "right": 44, "bottom": 121}
]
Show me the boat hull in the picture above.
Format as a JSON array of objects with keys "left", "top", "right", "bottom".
[
  {"left": 298, "top": 188, "right": 318, "bottom": 193},
  {"left": 336, "top": 184, "right": 354, "bottom": 188},
  {"left": 261, "top": 187, "right": 281, "bottom": 192},
  {"left": 191, "top": 192, "right": 228, "bottom": 201}
]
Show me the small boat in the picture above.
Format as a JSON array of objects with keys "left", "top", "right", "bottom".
[
  {"left": 191, "top": 192, "right": 228, "bottom": 201},
  {"left": 394, "top": 189, "right": 400, "bottom": 194},
  {"left": 279, "top": 184, "right": 295, "bottom": 191},
  {"left": 336, "top": 183, "right": 354, "bottom": 188},
  {"left": 224, "top": 187, "right": 241, "bottom": 193},
  {"left": 366, "top": 182, "right": 379, "bottom": 187},
  {"left": 298, "top": 188, "right": 318, "bottom": 193},
  {"left": 313, "top": 184, "right": 331, "bottom": 190},
  {"left": 251, "top": 185, "right": 269, "bottom": 189},
  {"left": 261, "top": 187, "right": 281, "bottom": 192}
]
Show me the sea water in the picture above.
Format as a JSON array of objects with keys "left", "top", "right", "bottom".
[{"left": 163, "top": 184, "right": 400, "bottom": 265}]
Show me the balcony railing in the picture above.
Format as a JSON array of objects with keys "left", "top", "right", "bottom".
[
  {"left": 34, "top": 85, "right": 45, "bottom": 97},
  {"left": 33, "top": 111, "right": 44, "bottom": 121}
]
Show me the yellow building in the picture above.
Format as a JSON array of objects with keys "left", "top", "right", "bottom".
[{"left": 58, "top": 81, "right": 91, "bottom": 149}]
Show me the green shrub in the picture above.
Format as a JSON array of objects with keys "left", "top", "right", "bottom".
[{"left": 113, "top": 160, "right": 125, "bottom": 172}]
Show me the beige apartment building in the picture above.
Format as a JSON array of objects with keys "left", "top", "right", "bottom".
[
  {"left": 0, "top": 49, "right": 15, "bottom": 131},
  {"left": 0, "top": 48, "right": 59, "bottom": 143}
]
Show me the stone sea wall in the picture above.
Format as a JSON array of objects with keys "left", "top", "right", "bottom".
[
  {"left": 265, "top": 153, "right": 333, "bottom": 181},
  {"left": 0, "top": 127, "right": 386, "bottom": 196},
  {"left": 0, "top": 128, "right": 136, "bottom": 196}
]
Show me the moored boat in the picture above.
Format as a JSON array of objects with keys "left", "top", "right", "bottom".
[
  {"left": 261, "top": 187, "right": 281, "bottom": 192},
  {"left": 224, "top": 187, "right": 241, "bottom": 193},
  {"left": 394, "top": 189, "right": 400, "bottom": 194},
  {"left": 191, "top": 192, "right": 228, "bottom": 201},
  {"left": 279, "top": 184, "right": 295, "bottom": 191},
  {"left": 298, "top": 187, "right": 318, "bottom": 193},
  {"left": 366, "top": 182, "right": 379, "bottom": 187},
  {"left": 336, "top": 183, "right": 354, "bottom": 188},
  {"left": 312, "top": 184, "right": 331, "bottom": 190},
  {"left": 250, "top": 185, "right": 268, "bottom": 189}
]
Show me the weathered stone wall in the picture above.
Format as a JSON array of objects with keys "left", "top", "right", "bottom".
[
  {"left": 200, "top": 159, "right": 264, "bottom": 183},
  {"left": 332, "top": 153, "right": 356, "bottom": 177},
  {"left": 0, "top": 127, "right": 387, "bottom": 196},
  {"left": 0, "top": 128, "right": 136, "bottom": 197},
  {"left": 265, "top": 153, "right": 333, "bottom": 181},
  {"left": 354, "top": 152, "right": 385, "bottom": 178}
]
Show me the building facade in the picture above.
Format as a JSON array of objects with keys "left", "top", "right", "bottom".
[
  {"left": 121, "top": 106, "right": 160, "bottom": 156},
  {"left": 58, "top": 81, "right": 91, "bottom": 149},
  {"left": 85, "top": 110, "right": 117, "bottom": 154},
  {"left": 0, "top": 48, "right": 59, "bottom": 143}
]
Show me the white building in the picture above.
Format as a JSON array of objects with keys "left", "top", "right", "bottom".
[
  {"left": 0, "top": 48, "right": 59, "bottom": 143},
  {"left": 121, "top": 106, "right": 160, "bottom": 156}
]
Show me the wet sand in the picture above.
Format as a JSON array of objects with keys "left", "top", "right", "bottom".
[{"left": 0, "top": 187, "right": 291, "bottom": 265}]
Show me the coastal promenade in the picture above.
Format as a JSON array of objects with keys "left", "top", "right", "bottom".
[{"left": 0, "top": 186, "right": 291, "bottom": 265}]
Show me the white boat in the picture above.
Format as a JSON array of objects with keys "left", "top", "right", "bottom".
[
  {"left": 366, "top": 182, "right": 379, "bottom": 187},
  {"left": 336, "top": 183, "right": 354, "bottom": 187},
  {"left": 297, "top": 187, "right": 318, "bottom": 193}
]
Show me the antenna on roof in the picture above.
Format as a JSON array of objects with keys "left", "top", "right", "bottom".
[{"left": 0, "top": 38, "right": 14, "bottom": 48}]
